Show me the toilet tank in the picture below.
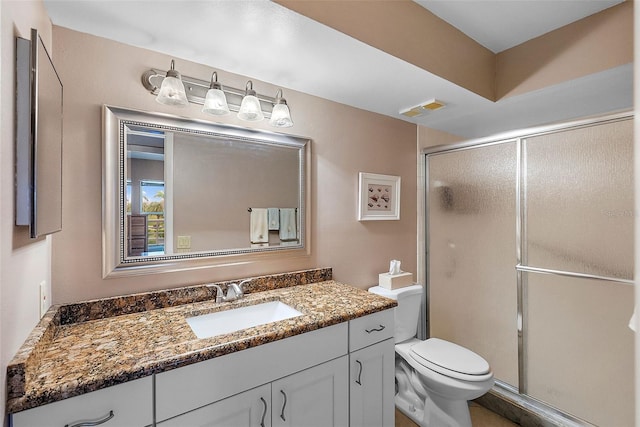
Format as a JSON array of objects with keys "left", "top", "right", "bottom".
[{"left": 368, "top": 284, "right": 423, "bottom": 343}]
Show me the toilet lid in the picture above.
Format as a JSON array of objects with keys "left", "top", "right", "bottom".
[{"left": 409, "top": 338, "right": 491, "bottom": 381}]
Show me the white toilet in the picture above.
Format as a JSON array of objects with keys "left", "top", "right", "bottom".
[{"left": 369, "top": 285, "right": 494, "bottom": 427}]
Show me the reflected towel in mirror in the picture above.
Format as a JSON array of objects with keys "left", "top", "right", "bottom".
[
  {"left": 250, "top": 208, "right": 268, "bottom": 243},
  {"left": 279, "top": 208, "right": 297, "bottom": 241},
  {"left": 268, "top": 208, "right": 280, "bottom": 230}
]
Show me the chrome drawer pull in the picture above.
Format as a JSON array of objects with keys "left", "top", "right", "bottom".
[
  {"left": 65, "top": 410, "right": 114, "bottom": 427},
  {"left": 280, "top": 390, "right": 287, "bottom": 421},
  {"left": 260, "top": 397, "right": 267, "bottom": 427},
  {"left": 365, "top": 324, "right": 385, "bottom": 333},
  {"left": 355, "top": 360, "right": 363, "bottom": 386}
]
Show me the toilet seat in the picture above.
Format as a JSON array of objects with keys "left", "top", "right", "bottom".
[{"left": 409, "top": 338, "right": 493, "bottom": 382}]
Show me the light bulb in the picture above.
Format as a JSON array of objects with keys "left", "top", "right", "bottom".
[
  {"left": 237, "top": 81, "right": 264, "bottom": 122},
  {"left": 155, "top": 60, "right": 188, "bottom": 107},
  {"left": 269, "top": 103, "right": 293, "bottom": 128},
  {"left": 202, "top": 71, "right": 229, "bottom": 115},
  {"left": 203, "top": 88, "right": 230, "bottom": 115},
  {"left": 269, "top": 89, "right": 293, "bottom": 127}
]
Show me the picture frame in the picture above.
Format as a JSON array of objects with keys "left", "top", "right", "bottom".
[{"left": 358, "top": 172, "right": 401, "bottom": 221}]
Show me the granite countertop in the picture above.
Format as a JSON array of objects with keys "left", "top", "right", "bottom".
[{"left": 6, "top": 269, "right": 396, "bottom": 414}]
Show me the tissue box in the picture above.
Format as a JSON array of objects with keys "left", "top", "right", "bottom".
[{"left": 379, "top": 272, "right": 413, "bottom": 289}]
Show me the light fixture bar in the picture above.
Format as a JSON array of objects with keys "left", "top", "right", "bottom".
[{"left": 142, "top": 69, "right": 276, "bottom": 118}]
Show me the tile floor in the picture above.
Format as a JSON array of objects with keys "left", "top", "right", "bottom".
[{"left": 395, "top": 403, "right": 518, "bottom": 426}]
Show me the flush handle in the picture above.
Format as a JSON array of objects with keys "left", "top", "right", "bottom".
[
  {"left": 65, "top": 410, "right": 114, "bottom": 427},
  {"left": 355, "top": 360, "right": 363, "bottom": 386},
  {"left": 365, "top": 324, "right": 385, "bottom": 334},
  {"left": 280, "top": 390, "right": 287, "bottom": 421}
]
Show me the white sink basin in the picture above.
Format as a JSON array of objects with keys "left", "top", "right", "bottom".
[{"left": 186, "top": 301, "right": 303, "bottom": 339}]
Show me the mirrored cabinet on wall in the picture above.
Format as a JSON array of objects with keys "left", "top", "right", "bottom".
[
  {"left": 102, "top": 106, "right": 310, "bottom": 277},
  {"left": 15, "top": 28, "right": 63, "bottom": 238}
]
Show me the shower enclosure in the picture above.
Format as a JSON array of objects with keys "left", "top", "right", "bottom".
[{"left": 424, "top": 113, "right": 634, "bottom": 426}]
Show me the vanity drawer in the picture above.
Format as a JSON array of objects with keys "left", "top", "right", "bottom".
[
  {"left": 11, "top": 376, "right": 152, "bottom": 427},
  {"left": 349, "top": 309, "right": 394, "bottom": 351}
]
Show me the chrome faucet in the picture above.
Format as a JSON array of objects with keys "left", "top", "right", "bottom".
[
  {"left": 212, "top": 280, "right": 251, "bottom": 303},
  {"left": 226, "top": 283, "right": 243, "bottom": 300}
]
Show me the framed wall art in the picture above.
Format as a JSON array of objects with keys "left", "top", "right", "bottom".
[{"left": 358, "top": 172, "right": 401, "bottom": 221}]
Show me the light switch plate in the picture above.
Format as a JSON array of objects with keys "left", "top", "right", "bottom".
[{"left": 39, "top": 280, "right": 50, "bottom": 317}]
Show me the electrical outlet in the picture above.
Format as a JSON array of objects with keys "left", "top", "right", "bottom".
[
  {"left": 39, "top": 280, "right": 50, "bottom": 317},
  {"left": 177, "top": 235, "right": 191, "bottom": 249}
]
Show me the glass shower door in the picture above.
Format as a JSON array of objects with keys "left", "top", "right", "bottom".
[
  {"left": 521, "top": 119, "right": 634, "bottom": 426},
  {"left": 426, "top": 114, "right": 634, "bottom": 425},
  {"left": 427, "top": 141, "right": 519, "bottom": 388}
]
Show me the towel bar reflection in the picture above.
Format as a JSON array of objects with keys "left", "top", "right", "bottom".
[{"left": 248, "top": 207, "right": 297, "bottom": 212}]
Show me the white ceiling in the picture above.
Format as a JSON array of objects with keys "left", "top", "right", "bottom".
[
  {"left": 415, "top": 0, "right": 624, "bottom": 53},
  {"left": 43, "top": 0, "right": 631, "bottom": 139}
]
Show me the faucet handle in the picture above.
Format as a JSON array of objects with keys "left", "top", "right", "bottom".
[
  {"left": 212, "top": 284, "right": 224, "bottom": 303},
  {"left": 227, "top": 283, "right": 242, "bottom": 299},
  {"left": 238, "top": 279, "right": 251, "bottom": 295}
]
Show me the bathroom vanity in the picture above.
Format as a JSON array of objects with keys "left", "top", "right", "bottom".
[{"left": 6, "top": 269, "right": 396, "bottom": 427}]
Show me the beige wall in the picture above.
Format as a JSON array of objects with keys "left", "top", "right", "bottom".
[
  {"left": 276, "top": 0, "right": 496, "bottom": 100},
  {"left": 281, "top": 1, "right": 633, "bottom": 103},
  {"left": 634, "top": 2, "right": 640, "bottom": 423},
  {"left": 496, "top": 1, "right": 633, "bottom": 99},
  {"left": 1, "top": 1, "right": 53, "bottom": 422},
  {"left": 50, "top": 26, "right": 418, "bottom": 303}
]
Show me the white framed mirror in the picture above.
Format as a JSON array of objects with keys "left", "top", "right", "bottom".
[{"left": 103, "top": 106, "right": 309, "bottom": 277}]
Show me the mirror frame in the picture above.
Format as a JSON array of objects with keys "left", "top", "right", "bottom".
[{"left": 103, "top": 105, "right": 310, "bottom": 278}]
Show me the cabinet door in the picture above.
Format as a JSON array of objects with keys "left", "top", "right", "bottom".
[
  {"left": 11, "top": 377, "right": 152, "bottom": 427},
  {"left": 272, "top": 356, "right": 348, "bottom": 427},
  {"left": 350, "top": 339, "right": 395, "bottom": 427},
  {"left": 158, "top": 384, "right": 271, "bottom": 427}
]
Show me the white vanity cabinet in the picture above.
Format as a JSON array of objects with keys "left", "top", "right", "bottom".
[
  {"left": 348, "top": 309, "right": 396, "bottom": 427},
  {"left": 272, "top": 356, "right": 348, "bottom": 427},
  {"left": 161, "top": 357, "right": 349, "bottom": 427},
  {"left": 10, "top": 309, "right": 395, "bottom": 427},
  {"left": 10, "top": 376, "right": 152, "bottom": 427},
  {"left": 158, "top": 384, "right": 271, "bottom": 427},
  {"left": 155, "top": 323, "right": 348, "bottom": 424}
]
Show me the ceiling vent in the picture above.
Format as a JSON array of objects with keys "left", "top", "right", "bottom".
[{"left": 400, "top": 99, "right": 446, "bottom": 118}]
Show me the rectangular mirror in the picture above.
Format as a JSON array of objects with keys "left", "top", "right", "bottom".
[
  {"left": 103, "top": 106, "right": 309, "bottom": 277},
  {"left": 16, "top": 28, "right": 63, "bottom": 238}
]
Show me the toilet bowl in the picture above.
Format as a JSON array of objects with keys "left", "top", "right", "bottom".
[{"left": 369, "top": 285, "right": 494, "bottom": 427}]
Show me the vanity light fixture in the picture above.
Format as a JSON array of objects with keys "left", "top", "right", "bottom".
[
  {"left": 141, "top": 62, "right": 295, "bottom": 128},
  {"left": 269, "top": 89, "right": 293, "bottom": 128},
  {"left": 155, "top": 60, "right": 189, "bottom": 107},
  {"left": 237, "top": 81, "right": 264, "bottom": 122},
  {"left": 202, "top": 71, "right": 230, "bottom": 116}
]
